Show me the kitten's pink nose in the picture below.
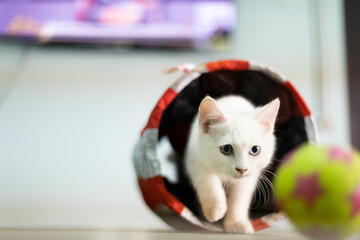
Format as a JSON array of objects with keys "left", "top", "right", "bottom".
[{"left": 235, "top": 168, "right": 248, "bottom": 174}]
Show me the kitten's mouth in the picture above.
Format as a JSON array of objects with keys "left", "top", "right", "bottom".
[{"left": 234, "top": 173, "right": 250, "bottom": 178}]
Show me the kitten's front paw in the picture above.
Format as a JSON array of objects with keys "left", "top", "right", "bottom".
[
  {"left": 202, "top": 202, "right": 227, "bottom": 222},
  {"left": 224, "top": 219, "right": 254, "bottom": 234}
]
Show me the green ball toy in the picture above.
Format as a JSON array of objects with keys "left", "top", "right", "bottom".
[{"left": 274, "top": 144, "right": 360, "bottom": 240}]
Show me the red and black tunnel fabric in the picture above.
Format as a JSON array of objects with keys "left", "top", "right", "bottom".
[{"left": 133, "top": 59, "right": 319, "bottom": 232}]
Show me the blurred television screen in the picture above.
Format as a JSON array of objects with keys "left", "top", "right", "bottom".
[{"left": 0, "top": 0, "right": 236, "bottom": 48}]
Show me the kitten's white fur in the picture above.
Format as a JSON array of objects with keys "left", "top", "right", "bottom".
[{"left": 185, "top": 95, "right": 280, "bottom": 234}]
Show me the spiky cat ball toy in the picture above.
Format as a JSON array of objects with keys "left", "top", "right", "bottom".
[{"left": 274, "top": 144, "right": 360, "bottom": 239}]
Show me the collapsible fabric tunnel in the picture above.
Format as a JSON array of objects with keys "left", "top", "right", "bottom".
[{"left": 133, "top": 59, "right": 319, "bottom": 232}]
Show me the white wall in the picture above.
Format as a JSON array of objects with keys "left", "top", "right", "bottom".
[
  {"left": 0, "top": 0, "right": 348, "bottom": 229},
  {"left": 232, "top": 0, "right": 348, "bottom": 144}
]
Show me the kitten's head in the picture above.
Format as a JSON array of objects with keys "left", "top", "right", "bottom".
[{"left": 198, "top": 96, "right": 280, "bottom": 179}]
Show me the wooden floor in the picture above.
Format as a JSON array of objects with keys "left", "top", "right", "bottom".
[
  {"left": 0, "top": 229, "right": 308, "bottom": 240},
  {"left": 0, "top": 229, "right": 359, "bottom": 240},
  {"left": 1, "top": 220, "right": 359, "bottom": 240}
]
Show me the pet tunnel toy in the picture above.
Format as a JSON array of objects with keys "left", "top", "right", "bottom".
[{"left": 133, "top": 59, "right": 319, "bottom": 232}]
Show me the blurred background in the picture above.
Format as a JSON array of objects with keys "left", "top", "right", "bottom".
[{"left": 0, "top": 0, "right": 357, "bottom": 230}]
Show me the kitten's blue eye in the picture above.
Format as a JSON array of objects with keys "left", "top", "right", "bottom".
[
  {"left": 220, "top": 144, "right": 233, "bottom": 155},
  {"left": 249, "top": 145, "right": 261, "bottom": 156}
]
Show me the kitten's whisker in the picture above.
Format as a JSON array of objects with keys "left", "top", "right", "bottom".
[
  {"left": 261, "top": 170, "right": 278, "bottom": 204},
  {"left": 256, "top": 177, "right": 267, "bottom": 208},
  {"left": 259, "top": 172, "right": 277, "bottom": 206},
  {"left": 260, "top": 172, "right": 274, "bottom": 207},
  {"left": 261, "top": 176, "right": 271, "bottom": 207},
  {"left": 253, "top": 185, "right": 261, "bottom": 208},
  {"left": 263, "top": 169, "right": 278, "bottom": 179},
  {"left": 262, "top": 173, "right": 274, "bottom": 206},
  {"left": 257, "top": 176, "right": 268, "bottom": 207},
  {"left": 254, "top": 177, "right": 264, "bottom": 208},
  {"left": 261, "top": 170, "right": 277, "bottom": 196}
]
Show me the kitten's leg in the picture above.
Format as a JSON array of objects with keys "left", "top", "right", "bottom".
[
  {"left": 224, "top": 176, "right": 258, "bottom": 234},
  {"left": 194, "top": 173, "right": 227, "bottom": 222}
]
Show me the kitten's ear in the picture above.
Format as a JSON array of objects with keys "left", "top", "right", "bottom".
[
  {"left": 255, "top": 98, "right": 280, "bottom": 133},
  {"left": 198, "top": 96, "right": 225, "bottom": 133}
]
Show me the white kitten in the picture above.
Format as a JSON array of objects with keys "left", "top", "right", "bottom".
[{"left": 184, "top": 95, "right": 280, "bottom": 234}]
